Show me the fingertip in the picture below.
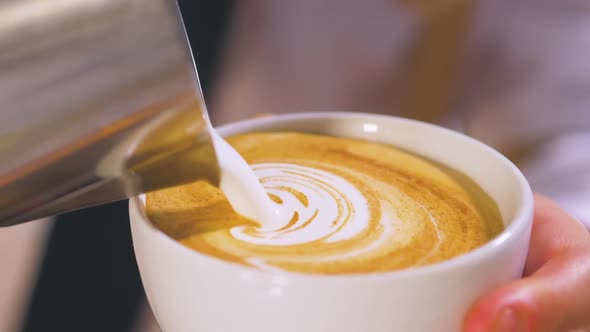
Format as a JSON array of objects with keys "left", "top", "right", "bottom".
[
  {"left": 463, "top": 282, "right": 536, "bottom": 332},
  {"left": 463, "top": 289, "right": 505, "bottom": 332}
]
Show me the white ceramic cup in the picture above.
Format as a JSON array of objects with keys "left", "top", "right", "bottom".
[{"left": 130, "top": 112, "right": 534, "bottom": 332}]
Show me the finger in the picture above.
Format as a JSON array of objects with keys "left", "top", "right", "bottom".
[
  {"left": 524, "top": 194, "right": 590, "bottom": 276},
  {"left": 463, "top": 251, "right": 590, "bottom": 332},
  {"left": 463, "top": 194, "right": 590, "bottom": 332}
]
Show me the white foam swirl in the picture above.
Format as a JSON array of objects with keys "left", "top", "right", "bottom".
[
  {"left": 229, "top": 163, "right": 370, "bottom": 246},
  {"left": 147, "top": 133, "right": 500, "bottom": 274}
]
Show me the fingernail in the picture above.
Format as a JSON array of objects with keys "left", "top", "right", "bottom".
[{"left": 492, "top": 308, "right": 528, "bottom": 332}]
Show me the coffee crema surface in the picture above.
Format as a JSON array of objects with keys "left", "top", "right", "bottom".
[{"left": 146, "top": 132, "right": 504, "bottom": 275}]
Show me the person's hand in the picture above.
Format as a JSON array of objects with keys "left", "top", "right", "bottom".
[{"left": 463, "top": 194, "right": 590, "bottom": 332}]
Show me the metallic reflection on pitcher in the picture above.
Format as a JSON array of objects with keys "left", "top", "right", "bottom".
[{"left": 0, "top": 0, "right": 219, "bottom": 226}]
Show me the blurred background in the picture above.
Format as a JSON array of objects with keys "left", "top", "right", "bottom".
[{"left": 1, "top": 0, "right": 589, "bottom": 331}]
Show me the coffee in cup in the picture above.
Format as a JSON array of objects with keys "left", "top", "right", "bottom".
[{"left": 146, "top": 132, "right": 503, "bottom": 275}]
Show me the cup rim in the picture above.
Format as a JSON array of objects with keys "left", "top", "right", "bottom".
[{"left": 130, "top": 111, "right": 534, "bottom": 281}]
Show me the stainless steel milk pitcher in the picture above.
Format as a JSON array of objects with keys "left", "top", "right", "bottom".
[{"left": 0, "top": 0, "right": 219, "bottom": 226}]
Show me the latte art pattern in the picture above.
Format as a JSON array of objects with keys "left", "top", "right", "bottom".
[
  {"left": 230, "top": 161, "right": 449, "bottom": 271},
  {"left": 147, "top": 132, "right": 504, "bottom": 275},
  {"left": 231, "top": 163, "right": 370, "bottom": 247}
]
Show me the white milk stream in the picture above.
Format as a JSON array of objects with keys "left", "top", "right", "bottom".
[{"left": 210, "top": 131, "right": 282, "bottom": 230}]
